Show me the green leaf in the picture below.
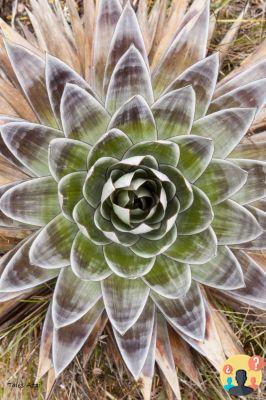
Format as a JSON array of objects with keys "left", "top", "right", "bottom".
[
  {"left": 108, "top": 95, "right": 157, "bottom": 143},
  {"left": 152, "top": 87, "right": 195, "bottom": 138},
  {"left": 171, "top": 135, "right": 214, "bottom": 182},
  {"left": 195, "top": 159, "right": 247, "bottom": 204},
  {"left": 124, "top": 140, "right": 179, "bottom": 166},
  {"left": 142, "top": 255, "right": 191, "bottom": 298},
  {"left": 71, "top": 232, "right": 111, "bottom": 281},
  {"left": 58, "top": 171, "right": 86, "bottom": 222},
  {"left": 48, "top": 138, "right": 90, "bottom": 181},
  {"left": 211, "top": 200, "right": 262, "bottom": 245},
  {"left": 165, "top": 227, "right": 217, "bottom": 264},
  {"left": 104, "top": 243, "right": 155, "bottom": 278},
  {"left": 87, "top": 129, "right": 132, "bottom": 169}
]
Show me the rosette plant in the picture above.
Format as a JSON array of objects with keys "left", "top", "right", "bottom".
[{"left": 0, "top": 0, "right": 265, "bottom": 397}]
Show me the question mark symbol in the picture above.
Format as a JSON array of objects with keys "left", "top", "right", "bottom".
[{"left": 253, "top": 357, "right": 259, "bottom": 371}]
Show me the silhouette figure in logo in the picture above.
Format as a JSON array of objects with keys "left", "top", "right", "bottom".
[
  {"left": 229, "top": 370, "right": 254, "bottom": 396},
  {"left": 249, "top": 377, "right": 258, "bottom": 390},
  {"left": 224, "top": 377, "right": 234, "bottom": 391}
]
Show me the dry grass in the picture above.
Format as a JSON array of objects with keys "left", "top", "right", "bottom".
[{"left": 0, "top": 0, "right": 265, "bottom": 399}]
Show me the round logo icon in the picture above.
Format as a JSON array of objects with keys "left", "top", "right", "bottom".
[{"left": 220, "top": 354, "right": 264, "bottom": 396}]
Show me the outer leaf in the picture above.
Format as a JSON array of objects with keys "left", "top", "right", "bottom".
[
  {"left": 71, "top": 232, "right": 111, "bottom": 280},
  {"left": 103, "top": 2, "right": 148, "bottom": 95},
  {"left": 1, "top": 122, "right": 62, "bottom": 176},
  {"left": 101, "top": 274, "right": 149, "bottom": 334},
  {"left": 191, "top": 108, "right": 256, "bottom": 158},
  {"left": 176, "top": 186, "right": 213, "bottom": 235},
  {"left": 152, "top": 1, "right": 209, "bottom": 96},
  {"left": 4, "top": 40, "right": 57, "bottom": 127},
  {"left": 0, "top": 177, "right": 60, "bottom": 226},
  {"left": 142, "top": 255, "right": 191, "bottom": 299},
  {"left": 61, "top": 83, "right": 110, "bottom": 144},
  {"left": 171, "top": 135, "right": 213, "bottom": 182},
  {"left": 58, "top": 171, "right": 86, "bottom": 221},
  {"left": 53, "top": 299, "right": 104, "bottom": 377},
  {"left": 195, "top": 159, "right": 248, "bottom": 204},
  {"left": 0, "top": 234, "right": 58, "bottom": 292},
  {"left": 87, "top": 129, "right": 132, "bottom": 168},
  {"left": 0, "top": 182, "right": 32, "bottom": 228},
  {"left": 48, "top": 138, "right": 90, "bottom": 181},
  {"left": 152, "top": 87, "right": 195, "bottom": 139},
  {"left": 165, "top": 227, "right": 217, "bottom": 264},
  {"left": 46, "top": 54, "right": 95, "bottom": 126},
  {"left": 230, "top": 159, "right": 266, "bottom": 204},
  {"left": 103, "top": 243, "right": 155, "bottom": 278},
  {"left": 152, "top": 282, "right": 206, "bottom": 341},
  {"left": 211, "top": 200, "right": 262, "bottom": 245},
  {"left": 209, "top": 78, "right": 266, "bottom": 113},
  {"left": 113, "top": 298, "right": 155, "bottom": 379},
  {"left": 105, "top": 45, "right": 154, "bottom": 114},
  {"left": 164, "top": 53, "right": 219, "bottom": 119},
  {"left": 52, "top": 266, "right": 102, "bottom": 328},
  {"left": 29, "top": 214, "right": 78, "bottom": 268},
  {"left": 230, "top": 140, "right": 266, "bottom": 161},
  {"left": 36, "top": 304, "right": 53, "bottom": 381},
  {"left": 191, "top": 246, "right": 245, "bottom": 290},
  {"left": 108, "top": 95, "right": 157, "bottom": 143},
  {"left": 93, "top": 0, "right": 122, "bottom": 96}
]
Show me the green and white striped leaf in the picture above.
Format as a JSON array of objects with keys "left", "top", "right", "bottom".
[
  {"left": 101, "top": 274, "right": 149, "bottom": 334},
  {"left": 152, "top": 87, "right": 195, "bottom": 139},
  {"left": 53, "top": 299, "right": 104, "bottom": 377},
  {"left": 1, "top": 122, "right": 62, "bottom": 177},
  {"left": 103, "top": 2, "right": 148, "bottom": 95},
  {"left": 105, "top": 45, "right": 153, "bottom": 114},
  {"left": 176, "top": 186, "right": 213, "bottom": 235},
  {"left": 46, "top": 54, "right": 95, "bottom": 126},
  {"left": 164, "top": 53, "right": 219, "bottom": 120},
  {"left": 152, "top": 282, "right": 206, "bottom": 341},
  {"left": 230, "top": 159, "right": 266, "bottom": 204},
  {"left": 191, "top": 108, "right": 256, "bottom": 158},
  {"left": 0, "top": 234, "right": 58, "bottom": 292},
  {"left": 108, "top": 95, "right": 157, "bottom": 143},
  {"left": 152, "top": 1, "right": 209, "bottom": 96},
  {"left": 29, "top": 214, "right": 78, "bottom": 268},
  {"left": 52, "top": 266, "right": 102, "bottom": 328},
  {"left": 165, "top": 227, "right": 217, "bottom": 264},
  {"left": 0, "top": 177, "right": 60, "bottom": 226},
  {"left": 212, "top": 200, "right": 262, "bottom": 245},
  {"left": 143, "top": 255, "right": 191, "bottom": 299},
  {"left": 48, "top": 138, "right": 90, "bottom": 181},
  {"left": 71, "top": 232, "right": 111, "bottom": 281},
  {"left": 191, "top": 246, "right": 245, "bottom": 290},
  {"left": 61, "top": 83, "right": 110, "bottom": 144},
  {"left": 171, "top": 135, "right": 214, "bottom": 182},
  {"left": 103, "top": 243, "right": 155, "bottom": 278},
  {"left": 4, "top": 40, "right": 57, "bottom": 127},
  {"left": 113, "top": 298, "right": 155, "bottom": 379},
  {"left": 195, "top": 159, "right": 248, "bottom": 204},
  {"left": 93, "top": 0, "right": 122, "bottom": 96}
]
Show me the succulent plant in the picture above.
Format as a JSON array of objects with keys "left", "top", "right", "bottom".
[{"left": 0, "top": 0, "right": 265, "bottom": 397}]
